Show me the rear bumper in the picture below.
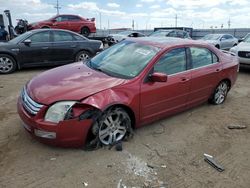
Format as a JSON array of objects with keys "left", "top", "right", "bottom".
[{"left": 17, "top": 96, "right": 93, "bottom": 147}]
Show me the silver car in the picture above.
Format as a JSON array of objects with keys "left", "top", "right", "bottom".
[
  {"left": 201, "top": 34, "right": 238, "bottom": 50},
  {"left": 230, "top": 34, "right": 250, "bottom": 66},
  {"left": 106, "top": 31, "right": 145, "bottom": 46}
]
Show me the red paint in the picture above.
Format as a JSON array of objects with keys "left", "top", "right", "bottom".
[
  {"left": 28, "top": 14, "right": 96, "bottom": 34},
  {"left": 17, "top": 38, "right": 239, "bottom": 147}
]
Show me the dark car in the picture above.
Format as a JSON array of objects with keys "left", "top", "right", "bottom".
[
  {"left": 17, "top": 37, "right": 238, "bottom": 148},
  {"left": 28, "top": 14, "right": 96, "bottom": 37},
  {"left": 0, "top": 29, "right": 103, "bottom": 74},
  {"left": 149, "top": 29, "right": 191, "bottom": 39}
]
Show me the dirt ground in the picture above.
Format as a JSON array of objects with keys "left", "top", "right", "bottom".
[{"left": 0, "top": 67, "right": 250, "bottom": 188}]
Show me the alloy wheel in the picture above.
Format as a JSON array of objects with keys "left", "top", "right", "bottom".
[
  {"left": 98, "top": 109, "right": 129, "bottom": 145},
  {"left": 0, "top": 56, "right": 14, "bottom": 73},
  {"left": 214, "top": 82, "right": 228, "bottom": 104},
  {"left": 78, "top": 53, "right": 89, "bottom": 61}
]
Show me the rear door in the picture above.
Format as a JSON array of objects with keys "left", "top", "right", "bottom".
[
  {"left": 188, "top": 47, "right": 222, "bottom": 107},
  {"left": 50, "top": 30, "right": 77, "bottom": 64},
  {"left": 18, "top": 31, "right": 53, "bottom": 66},
  {"left": 140, "top": 48, "right": 191, "bottom": 124},
  {"left": 67, "top": 15, "right": 81, "bottom": 32}
]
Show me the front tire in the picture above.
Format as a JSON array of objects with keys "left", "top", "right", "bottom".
[
  {"left": 75, "top": 51, "right": 90, "bottom": 62},
  {"left": 98, "top": 107, "right": 131, "bottom": 145},
  {"left": 0, "top": 54, "right": 17, "bottom": 74},
  {"left": 210, "top": 81, "right": 229, "bottom": 105}
]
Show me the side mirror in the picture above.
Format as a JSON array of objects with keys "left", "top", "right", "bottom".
[
  {"left": 23, "top": 39, "right": 31, "bottom": 45},
  {"left": 150, "top": 72, "right": 168, "bottom": 82},
  {"left": 51, "top": 19, "right": 56, "bottom": 22},
  {"left": 220, "top": 37, "right": 225, "bottom": 41}
]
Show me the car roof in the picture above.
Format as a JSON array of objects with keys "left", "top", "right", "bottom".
[
  {"left": 28, "top": 29, "right": 87, "bottom": 39},
  {"left": 127, "top": 37, "right": 208, "bottom": 49}
]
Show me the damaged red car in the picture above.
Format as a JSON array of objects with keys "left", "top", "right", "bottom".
[{"left": 17, "top": 37, "right": 239, "bottom": 148}]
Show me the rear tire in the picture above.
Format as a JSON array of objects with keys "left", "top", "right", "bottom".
[
  {"left": 0, "top": 54, "right": 17, "bottom": 74},
  {"left": 209, "top": 81, "right": 229, "bottom": 105},
  {"left": 81, "top": 27, "right": 90, "bottom": 37}
]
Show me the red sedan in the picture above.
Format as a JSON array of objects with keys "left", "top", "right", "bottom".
[
  {"left": 28, "top": 14, "right": 96, "bottom": 37},
  {"left": 17, "top": 37, "right": 239, "bottom": 148}
]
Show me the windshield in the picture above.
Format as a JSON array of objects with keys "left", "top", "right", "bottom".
[
  {"left": 243, "top": 34, "right": 250, "bottom": 42},
  {"left": 8, "top": 31, "right": 32, "bottom": 44},
  {"left": 149, "top": 30, "right": 171, "bottom": 37},
  {"left": 202, "top": 34, "right": 221, "bottom": 40},
  {"left": 88, "top": 41, "right": 160, "bottom": 79}
]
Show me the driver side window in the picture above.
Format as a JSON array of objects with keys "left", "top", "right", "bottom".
[
  {"left": 154, "top": 48, "right": 187, "bottom": 75},
  {"left": 28, "top": 31, "right": 50, "bottom": 43}
]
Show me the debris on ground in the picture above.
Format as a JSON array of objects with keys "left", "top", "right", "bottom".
[
  {"left": 50, "top": 158, "right": 56, "bottom": 161},
  {"left": 82, "top": 182, "right": 88, "bottom": 187},
  {"left": 204, "top": 153, "right": 224, "bottom": 172},
  {"left": 227, "top": 124, "right": 247, "bottom": 130},
  {"left": 115, "top": 142, "right": 123, "bottom": 151},
  {"left": 117, "top": 179, "right": 127, "bottom": 188}
]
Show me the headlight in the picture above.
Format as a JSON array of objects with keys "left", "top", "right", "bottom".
[
  {"left": 44, "top": 101, "right": 76, "bottom": 123},
  {"left": 229, "top": 46, "right": 238, "bottom": 54}
]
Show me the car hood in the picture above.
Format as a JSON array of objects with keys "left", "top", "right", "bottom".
[
  {"left": 237, "top": 42, "right": 250, "bottom": 50},
  {"left": 26, "top": 62, "right": 126, "bottom": 105}
]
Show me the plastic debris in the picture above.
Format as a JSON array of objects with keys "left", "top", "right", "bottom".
[
  {"left": 227, "top": 124, "right": 247, "bottom": 129},
  {"left": 204, "top": 153, "right": 224, "bottom": 172}
]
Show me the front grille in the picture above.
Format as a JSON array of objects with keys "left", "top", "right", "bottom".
[
  {"left": 238, "top": 51, "right": 250, "bottom": 58},
  {"left": 21, "top": 88, "right": 43, "bottom": 115}
]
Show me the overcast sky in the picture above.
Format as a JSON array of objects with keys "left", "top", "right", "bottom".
[{"left": 0, "top": 0, "right": 250, "bottom": 30}]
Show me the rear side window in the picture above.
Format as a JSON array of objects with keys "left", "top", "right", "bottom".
[
  {"left": 68, "top": 15, "right": 81, "bottom": 21},
  {"left": 53, "top": 31, "right": 74, "bottom": 42},
  {"left": 154, "top": 48, "right": 187, "bottom": 75},
  {"left": 28, "top": 31, "right": 50, "bottom": 43},
  {"left": 190, "top": 47, "right": 213, "bottom": 68}
]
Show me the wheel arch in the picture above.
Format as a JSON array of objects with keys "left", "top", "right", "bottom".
[
  {"left": 103, "top": 103, "right": 136, "bottom": 129},
  {"left": 220, "top": 78, "right": 231, "bottom": 90}
]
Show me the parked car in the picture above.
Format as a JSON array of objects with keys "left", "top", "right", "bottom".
[
  {"left": 0, "top": 29, "right": 103, "bottom": 74},
  {"left": 17, "top": 37, "right": 238, "bottom": 148},
  {"left": 148, "top": 29, "right": 191, "bottom": 39},
  {"left": 230, "top": 35, "right": 250, "bottom": 66},
  {"left": 28, "top": 14, "right": 96, "bottom": 37},
  {"left": 238, "top": 33, "right": 250, "bottom": 43},
  {"left": 106, "top": 30, "right": 145, "bottom": 46},
  {"left": 201, "top": 34, "right": 238, "bottom": 50}
]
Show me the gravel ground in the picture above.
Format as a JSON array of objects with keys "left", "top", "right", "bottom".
[{"left": 0, "top": 67, "right": 250, "bottom": 188}]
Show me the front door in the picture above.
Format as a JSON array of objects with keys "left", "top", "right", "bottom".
[
  {"left": 18, "top": 31, "right": 52, "bottom": 66},
  {"left": 140, "top": 48, "right": 191, "bottom": 124}
]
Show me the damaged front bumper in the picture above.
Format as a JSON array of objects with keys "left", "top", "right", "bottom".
[{"left": 17, "top": 96, "right": 96, "bottom": 148}]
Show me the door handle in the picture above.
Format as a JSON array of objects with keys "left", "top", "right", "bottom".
[
  {"left": 70, "top": 45, "right": 77, "bottom": 48},
  {"left": 180, "top": 77, "right": 189, "bottom": 83},
  {"left": 42, "top": 47, "right": 49, "bottom": 50}
]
